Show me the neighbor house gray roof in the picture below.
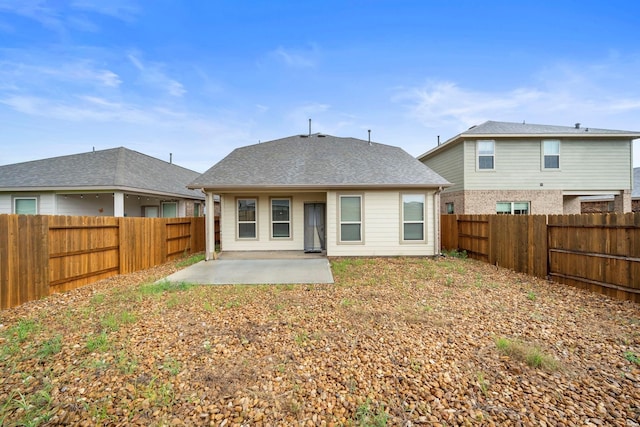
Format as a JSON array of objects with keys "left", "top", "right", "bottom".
[
  {"left": 0, "top": 147, "right": 205, "bottom": 199},
  {"left": 189, "top": 134, "right": 450, "bottom": 190},
  {"left": 419, "top": 120, "right": 640, "bottom": 160}
]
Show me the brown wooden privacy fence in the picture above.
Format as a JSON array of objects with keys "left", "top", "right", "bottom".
[
  {"left": 0, "top": 215, "right": 212, "bottom": 310},
  {"left": 441, "top": 213, "right": 640, "bottom": 303}
]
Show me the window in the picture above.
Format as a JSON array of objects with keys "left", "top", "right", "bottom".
[
  {"left": 497, "top": 201, "right": 530, "bottom": 215},
  {"left": 543, "top": 140, "right": 560, "bottom": 169},
  {"left": 161, "top": 202, "right": 177, "bottom": 218},
  {"left": 14, "top": 197, "right": 37, "bottom": 215},
  {"left": 238, "top": 198, "right": 257, "bottom": 239},
  {"left": 193, "top": 203, "right": 200, "bottom": 217},
  {"left": 339, "top": 195, "right": 362, "bottom": 242},
  {"left": 477, "top": 140, "right": 495, "bottom": 170},
  {"left": 271, "top": 198, "right": 291, "bottom": 238},
  {"left": 445, "top": 202, "right": 454, "bottom": 214},
  {"left": 402, "top": 194, "right": 425, "bottom": 241}
]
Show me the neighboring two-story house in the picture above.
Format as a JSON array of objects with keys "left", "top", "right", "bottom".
[{"left": 418, "top": 121, "right": 640, "bottom": 215}]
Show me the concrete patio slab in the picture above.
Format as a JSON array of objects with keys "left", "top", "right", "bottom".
[{"left": 163, "top": 257, "right": 334, "bottom": 285}]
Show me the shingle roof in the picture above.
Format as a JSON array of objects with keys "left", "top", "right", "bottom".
[
  {"left": 189, "top": 134, "right": 450, "bottom": 189},
  {"left": 419, "top": 120, "right": 640, "bottom": 160},
  {"left": 0, "top": 147, "right": 205, "bottom": 199},
  {"left": 464, "top": 120, "right": 640, "bottom": 136}
]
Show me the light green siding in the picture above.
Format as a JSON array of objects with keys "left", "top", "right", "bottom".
[
  {"left": 421, "top": 143, "right": 464, "bottom": 192},
  {"left": 463, "top": 138, "right": 632, "bottom": 191}
]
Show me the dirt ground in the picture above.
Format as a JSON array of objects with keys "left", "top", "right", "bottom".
[{"left": 0, "top": 255, "right": 639, "bottom": 426}]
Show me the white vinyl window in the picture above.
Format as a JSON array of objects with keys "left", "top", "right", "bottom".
[
  {"left": 14, "top": 197, "right": 37, "bottom": 215},
  {"left": 477, "top": 140, "right": 495, "bottom": 170},
  {"left": 161, "top": 202, "right": 177, "bottom": 218},
  {"left": 542, "top": 140, "right": 560, "bottom": 169},
  {"left": 271, "top": 198, "right": 291, "bottom": 238},
  {"left": 339, "top": 195, "right": 362, "bottom": 242},
  {"left": 193, "top": 203, "right": 200, "bottom": 217},
  {"left": 402, "top": 194, "right": 425, "bottom": 241},
  {"left": 496, "top": 201, "right": 530, "bottom": 215},
  {"left": 237, "top": 198, "right": 257, "bottom": 239}
]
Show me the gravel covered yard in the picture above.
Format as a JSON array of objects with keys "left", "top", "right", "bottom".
[{"left": 1, "top": 255, "right": 639, "bottom": 426}]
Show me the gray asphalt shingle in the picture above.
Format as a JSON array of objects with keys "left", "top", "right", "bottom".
[
  {"left": 0, "top": 147, "right": 204, "bottom": 199},
  {"left": 189, "top": 134, "right": 450, "bottom": 189}
]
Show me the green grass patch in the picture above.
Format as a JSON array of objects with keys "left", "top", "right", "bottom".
[
  {"left": 100, "top": 311, "right": 137, "bottom": 332},
  {"left": 6, "top": 319, "right": 40, "bottom": 343},
  {"left": 354, "top": 398, "right": 388, "bottom": 426},
  {"left": 176, "top": 253, "right": 205, "bottom": 268},
  {"left": 526, "top": 291, "right": 537, "bottom": 301},
  {"left": 442, "top": 249, "right": 468, "bottom": 259},
  {"left": 86, "top": 332, "right": 110, "bottom": 353},
  {"left": 161, "top": 357, "right": 182, "bottom": 376},
  {"left": 139, "top": 280, "right": 194, "bottom": 296},
  {"left": 36, "top": 335, "right": 62, "bottom": 359},
  {"left": 496, "top": 337, "right": 559, "bottom": 370},
  {"left": 624, "top": 351, "right": 640, "bottom": 365}
]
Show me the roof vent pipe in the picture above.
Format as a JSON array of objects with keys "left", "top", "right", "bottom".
[
  {"left": 368, "top": 130, "right": 371, "bottom": 145},
  {"left": 575, "top": 123, "right": 580, "bottom": 129},
  {"left": 437, "top": 135, "right": 440, "bottom": 145},
  {"left": 169, "top": 153, "right": 172, "bottom": 164},
  {"left": 308, "top": 118, "right": 311, "bottom": 136}
]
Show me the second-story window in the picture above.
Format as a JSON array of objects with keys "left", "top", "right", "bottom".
[
  {"left": 543, "top": 140, "right": 560, "bottom": 169},
  {"left": 477, "top": 140, "right": 495, "bottom": 170}
]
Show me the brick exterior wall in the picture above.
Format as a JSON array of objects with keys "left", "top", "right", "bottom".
[{"left": 440, "top": 189, "right": 565, "bottom": 214}]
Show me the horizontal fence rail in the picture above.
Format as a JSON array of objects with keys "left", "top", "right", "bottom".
[
  {"left": 441, "top": 213, "right": 640, "bottom": 303},
  {"left": 1, "top": 214, "right": 215, "bottom": 310}
]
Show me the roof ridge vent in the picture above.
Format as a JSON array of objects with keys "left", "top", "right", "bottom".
[
  {"left": 575, "top": 123, "right": 581, "bottom": 129},
  {"left": 317, "top": 134, "right": 326, "bottom": 138},
  {"left": 300, "top": 135, "right": 309, "bottom": 138}
]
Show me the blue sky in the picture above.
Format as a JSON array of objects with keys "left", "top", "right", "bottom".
[{"left": 1, "top": 0, "right": 639, "bottom": 172}]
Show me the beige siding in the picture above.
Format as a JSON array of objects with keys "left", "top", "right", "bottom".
[
  {"left": 422, "top": 143, "right": 464, "bottom": 192},
  {"left": 326, "top": 190, "right": 437, "bottom": 256},
  {"left": 220, "top": 192, "right": 326, "bottom": 252},
  {"left": 464, "top": 139, "right": 632, "bottom": 191}
]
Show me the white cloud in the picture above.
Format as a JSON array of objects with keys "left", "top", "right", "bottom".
[
  {"left": 70, "top": 0, "right": 139, "bottom": 22},
  {"left": 270, "top": 46, "right": 318, "bottom": 68},
  {"left": 127, "top": 53, "right": 186, "bottom": 97}
]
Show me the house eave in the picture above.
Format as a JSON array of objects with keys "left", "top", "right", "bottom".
[
  {"left": 192, "top": 183, "right": 451, "bottom": 192},
  {"left": 0, "top": 185, "right": 205, "bottom": 200}
]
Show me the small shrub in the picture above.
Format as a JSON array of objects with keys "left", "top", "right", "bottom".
[{"left": 526, "top": 291, "right": 537, "bottom": 301}]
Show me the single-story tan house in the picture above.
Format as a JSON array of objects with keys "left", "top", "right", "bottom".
[{"left": 188, "top": 133, "right": 450, "bottom": 260}]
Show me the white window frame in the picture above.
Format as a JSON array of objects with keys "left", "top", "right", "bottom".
[
  {"left": 401, "top": 193, "right": 426, "bottom": 243},
  {"left": 496, "top": 201, "right": 530, "bottom": 215},
  {"left": 542, "top": 139, "right": 560, "bottom": 170},
  {"left": 13, "top": 197, "right": 38, "bottom": 215},
  {"left": 237, "top": 197, "right": 258, "bottom": 240},
  {"left": 270, "top": 198, "right": 292, "bottom": 239},
  {"left": 476, "top": 140, "right": 495, "bottom": 171},
  {"left": 161, "top": 201, "right": 178, "bottom": 218},
  {"left": 338, "top": 194, "right": 363, "bottom": 244}
]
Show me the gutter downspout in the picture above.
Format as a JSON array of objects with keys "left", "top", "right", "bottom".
[{"left": 434, "top": 187, "right": 443, "bottom": 256}]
